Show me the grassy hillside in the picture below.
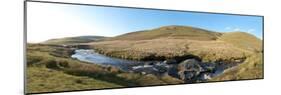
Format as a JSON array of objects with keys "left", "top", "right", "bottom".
[
  {"left": 110, "top": 25, "right": 222, "bottom": 41},
  {"left": 43, "top": 36, "right": 106, "bottom": 45},
  {"left": 26, "top": 44, "right": 183, "bottom": 93},
  {"left": 89, "top": 26, "right": 261, "bottom": 62},
  {"left": 218, "top": 32, "right": 262, "bottom": 52}
]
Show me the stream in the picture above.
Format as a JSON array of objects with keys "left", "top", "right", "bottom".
[{"left": 71, "top": 49, "right": 158, "bottom": 71}]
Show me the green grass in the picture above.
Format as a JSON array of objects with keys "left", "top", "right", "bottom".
[
  {"left": 27, "top": 44, "right": 124, "bottom": 93},
  {"left": 27, "top": 67, "right": 122, "bottom": 93}
]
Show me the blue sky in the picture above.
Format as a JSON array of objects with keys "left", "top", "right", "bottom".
[{"left": 27, "top": 2, "right": 263, "bottom": 42}]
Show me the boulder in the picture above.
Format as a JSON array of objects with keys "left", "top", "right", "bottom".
[
  {"left": 178, "top": 71, "right": 197, "bottom": 81},
  {"left": 177, "top": 59, "right": 203, "bottom": 81}
]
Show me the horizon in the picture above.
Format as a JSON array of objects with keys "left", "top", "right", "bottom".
[
  {"left": 27, "top": 25, "right": 262, "bottom": 44},
  {"left": 27, "top": 2, "right": 263, "bottom": 43}
]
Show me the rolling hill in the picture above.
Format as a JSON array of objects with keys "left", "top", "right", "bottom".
[
  {"left": 87, "top": 25, "right": 263, "bottom": 81},
  {"left": 43, "top": 36, "right": 107, "bottom": 45},
  {"left": 89, "top": 25, "right": 262, "bottom": 62},
  {"left": 218, "top": 32, "right": 262, "bottom": 52},
  {"left": 109, "top": 25, "right": 222, "bottom": 41},
  {"left": 27, "top": 25, "right": 263, "bottom": 93}
]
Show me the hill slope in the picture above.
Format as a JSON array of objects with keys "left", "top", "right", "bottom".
[
  {"left": 110, "top": 25, "right": 222, "bottom": 41},
  {"left": 218, "top": 32, "right": 262, "bottom": 52},
  {"left": 43, "top": 36, "right": 107, "bottom": 45},
  {"left": 89, "top": 25, "right": 262, "bottom": 62}
]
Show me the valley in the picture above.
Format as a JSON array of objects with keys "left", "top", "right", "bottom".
[{"left": 26, "top": 25, "right": 263, "bottom": 93}]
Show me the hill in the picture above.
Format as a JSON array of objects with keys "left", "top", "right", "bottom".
[
  {"left": 43, "top": 36, "right": 107, "bottom": 45},
  {"left": 218, "top": 32, "right": 262, "bottom": 52},
  {"left": 110, "top": 25, "right": 222, "bottom": 41},
  {"left": 89, "top": 25, "right": 262, "bottom": 62},
  {"left": 27, "top": 25, "right": 263, "bottom": 93}
]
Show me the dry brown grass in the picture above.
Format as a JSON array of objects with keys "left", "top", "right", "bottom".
[{"left": 89, "top": 38, "right": 253, "bottom": 62}]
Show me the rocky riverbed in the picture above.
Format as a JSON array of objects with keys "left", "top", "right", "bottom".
[{"left": 129, "top": 58, "right": 244, "bottom": 83}]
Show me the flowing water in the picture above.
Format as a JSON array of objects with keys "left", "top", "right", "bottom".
[{"left": 71, "top": 49, "right": 156, "bottom": 70}]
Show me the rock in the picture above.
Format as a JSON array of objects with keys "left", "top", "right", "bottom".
[
  {"left": 178, "top": 59, "right": 202, "bottom": 72},
  {"left": 201, "top": 73, "right": 212, "bottom": 80},
  {"left": 163, "top": 59, "right": 177, "bottom": 64},
  {"left": 177, "top": 59, "right": 203, "bottom": 81},
  {"left": 178, "top": 71, "right": 197, "bottom": 81},
  {"left": 197, "top": 72, "right": 212, "bottom": 81},
  {"left": 166, "top": 64, "right": 179, "bottom": 78}
]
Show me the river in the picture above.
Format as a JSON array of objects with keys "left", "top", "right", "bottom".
[{"left": 71, "top": 49, "right": 157, "bottom": 71}]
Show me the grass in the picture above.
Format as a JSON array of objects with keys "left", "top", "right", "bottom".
[
  {"left": 218, "top": 32, "right": 263, "bottom": 52},
  {"left": 27, "top": 44, "right": 123, "bottom": 93},
  {"left": 26, "top": 25, "right": 263, "bottom": 93},
  {"left": 27, "top": 67, "right": 122, "bottom": 93},
  {"left": 86, "top": 25, "right": 263, "bottom": 81},
  {"left": 26, "top": 44, "right": 182, "bottom": 93},
  {"left": 88, "top": 26, "right": 262, "bottom": 62},
  {"left": 210, "top": 52, "right": 263, "bottom": 81},
  {"left": 90, "top": 38, "right": 251, "bottom": 62}
]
